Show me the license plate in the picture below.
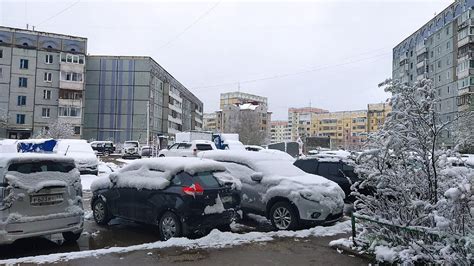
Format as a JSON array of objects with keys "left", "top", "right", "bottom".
[
  {"left": 221, "top": 195, "right": 233, "bottom": 204},
  {"left": 30, "top": 194, "right": 64, "bottom": 206}
]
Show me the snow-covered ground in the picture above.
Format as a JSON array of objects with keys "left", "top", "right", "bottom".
[{"left": 0, "top": 220, "right": 352, "bottom": 264}]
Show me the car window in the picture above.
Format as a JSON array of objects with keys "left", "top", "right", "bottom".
[
  {"left": 171, "top": 171, "right": 221, "bottom": 188},
  {"left": 178, "top": 143, "right": 192, "bottom": 149},
  {"left": 317, "top": 162, "right": 340, "bottom": 177},
  {"left": 294, "top": 159, "right": 318, "bottom": 174},
  {"left": 196, "top": 144, "right": 213, "bottom": 151},
  {"left": 8, "top": 161, "right": 75, "bottom": 173}
]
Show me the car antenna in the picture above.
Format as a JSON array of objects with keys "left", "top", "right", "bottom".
[{"left": 64, "top": 145, "right": 70, "bottom": 156}]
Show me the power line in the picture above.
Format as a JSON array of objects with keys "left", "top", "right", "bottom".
[
  {"left": 157, "top": 0, "right": 222, "bottom": 50},
  {"left": 191, "top": 51, "right": 391, "bottom": 90},
  {"left": 37, "top": 0, "right": 81, "bottom": 27}
]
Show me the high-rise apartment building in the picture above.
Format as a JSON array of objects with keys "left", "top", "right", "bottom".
[
  {"left": 83, "top": 56, "right": 203, "bottom": 144},
  {"left": 0, "top": 26, "right": 87, "bottom": 139},
  {"left": 220, "top": 91, "right": 268, "bottom": 110},
  {"left": 288, "top": 107, "right": 328, "bottom": 141},
  {"left": 270, "top": 120, "right": 291, "bottom": 143},
  {"left": 392, "top": 1, "right": 474, "bottom": 148}
]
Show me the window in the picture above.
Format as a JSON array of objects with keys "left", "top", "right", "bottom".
[
  {"left": 41, "top": 108, "right": 50, "bottom": 118},
  {"left": 18, "top": 77, "right": 27, "bottom": 87},
  {"left": 446, "top": 41, "right": 450, "bottom": 50},
  {"left": 438, "top": 75, "right": 441, "bottom": 82},
  {"left": 74, "top": 126, "right": 80, "bottom": 135},
  {"left": 43, "top": 90, "right": 51, "bottom": 100},
  {"left": 446, "top": 26, "right": 450, "bottom": 35},
  {"left": 0, "top": 49, "right": 3, "bottom": 58},
  {"left": 59, "top": 90, "right": 82, "bottom": 100},
  {"left": 17, "top": 95, "right": 26, "bottom": 106},
  {"left": 438, "top": 60, "right": 441, "bottom": 68},
  {"left": 16, "top": 114, "right": 25, "bottom": 124},
  {"left": 447, "top": 86, "right": 450, "bottom": 93},
  {"left": 60, "top": 53, "right": 85, "bottom": 64},
  {"left": 20, "top": 59, "right": 28, "bottom": 69},
  {"left": 0, "top": 68, "right": 2, "bottom": 79},
  {"left": 60, "top": 71, "right": 83, "bottom": 82},
  {"left": 45, "top": 54, "right": 53, "bottom": 64},
  {"left": 44, "top": 72, "right": 52, "bottom": 82},
  {"left": 58, "top": 106, "right": 81, "bottom": 117}
]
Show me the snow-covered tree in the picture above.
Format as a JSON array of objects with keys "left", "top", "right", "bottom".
[
  {"left": 35, "top": 120, "right": 75, "bottom": 139},
  {"left": 353, "top": 79, "right": 473, "bottom": 264},
  {"left": 0, "top": 107, "right": 7, "bottom": 128},
  {"left": 229, "top": 110, "right": 267, "bottom": 145}
]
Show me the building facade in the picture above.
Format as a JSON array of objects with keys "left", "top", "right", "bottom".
[
  {"left": 288, "top": 107, "right": 328, "bottom": 141},
  {"left": 83, "top": 56, "right": 203, "bottom": 145},
  {"left": 270, "top": 120, "right": 291, "bottom": 143},
  {"left": 392, "top": 0, "right": 474, "bottom": 148},
  {"left": 367, "top": 102, "right": 392, "bottom": 134},
  {"left": 220, "top": 91, "right": 268, "bottom": 109},
  {"left": 0, "top": 26, "right": 87, "bottom": 139}
]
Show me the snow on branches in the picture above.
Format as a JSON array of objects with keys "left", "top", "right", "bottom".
[
  {"left": 35, "top": 120, "right": 75, "bottom": 139},
  {"left": 353, "top": 79, "right": 473, "bottom": 264}
]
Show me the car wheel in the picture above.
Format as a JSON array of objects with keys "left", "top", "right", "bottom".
[
  {"left": 159, "top": 211, "right": 182, "bottom": 241},
  {"left": 159, "top": 154, "right": 165, "bottom": 157},
  {"left": 269, "top": 201, "right": 299, "bottom": 230},
  {"left": 62, "top": 231, "right": 82, "bottom": 242},
  {"left": 93, "top": 198, "right": 111, "bottom": 225}
]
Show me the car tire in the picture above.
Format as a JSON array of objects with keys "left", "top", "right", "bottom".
[
  {"left": 62, "top": 231, "right": 82, "bottom": 242},
  {"left": 269, "top": 201, "right": 299, "bottom": 231},
  {"left": 159, "top": 154, "right": 165, "bottom": 157},
  {"left": 92, "top": 198, "right": 111, "bottom": 225},
  {"left": 159, "top": 211, "right": 182, "bottom": 241}
]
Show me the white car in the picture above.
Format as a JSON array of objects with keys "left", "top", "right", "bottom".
[
  {"left": 159, "top": 140, "right": 216, "bottom": 157},
  {"left": 122, "top": 141, "right": 141, "bottom": 159},
  {"left": 199, "top": 150, "right": 345, "bottom": 230},
  {"left": 56, "top": 139, "right": 99, "bottom": 175},
  {"left": 0, "top": 154, "right": 84, "bottom": 244}
]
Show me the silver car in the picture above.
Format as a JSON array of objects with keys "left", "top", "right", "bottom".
[
  {"left": 200, "top": 150, "right": 345, "bottom": 230},
  {"left": 0, "top": 154, "right": 84, "bottom": 244}
]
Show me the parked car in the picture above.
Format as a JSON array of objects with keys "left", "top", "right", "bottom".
[
  {"left": 0, "top": 154, "right": 84, "bottom": 244},
  {"left": 56, "top": 139, "right": 99, "bottom": 175},
  {"left": 158, "top": 140, "right": 216, "bottom": 157},
  {"left": 90, "top": 141, "right": 116, "bottom": 156},
  {"left": 141, "top": 145, "right": 152, "bottom": 157},
  {"left": 122, "top": 141, "right": 141, "bottom": 159},
  {"left": 294, "top": 157, "right": 361, "bottom": 202},
  {"left": 199, "top": 150, "right": 345, "bottom": 230},
  {"left": 90, "top": 157, "right": 240, "bottom": 240}
]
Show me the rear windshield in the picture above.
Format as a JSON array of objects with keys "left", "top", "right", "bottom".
[
  {"left": 172, "top": 171, "right": 221, "bottom": 189},
  {"left": 196, "top": 144, "right": 213, "bottom": 151},
  {"left": 8, "top": 161, "right": 75, "bottom": 174}
]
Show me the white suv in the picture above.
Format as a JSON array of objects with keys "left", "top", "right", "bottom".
[
  {"left": 0, "top": 154, "right": 84, "bottom": 244},
  {"left": 159, "top": 140, "right": 217, "bottom": 157}
]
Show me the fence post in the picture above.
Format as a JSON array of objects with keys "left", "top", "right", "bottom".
[{"left": 351, "top": 214, "right": 357, "bottom": 246}]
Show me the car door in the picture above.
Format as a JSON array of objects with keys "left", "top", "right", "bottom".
[
  {"left": 165, "top": 143, "right": 179, "bottom": 156},
  {"left": 176, "top": 143, "right": 192, "bottom": 157},
  {"left": 220, "top": 162, "right": 264, "bottom": 213},
  {"left": 115, "top": 187, "right": 138, "bottom": 220}
]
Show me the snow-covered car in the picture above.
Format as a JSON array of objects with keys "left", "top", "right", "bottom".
[
  {"left": 199, "top": 150, "right": 345, "bottom": 230},
  {"left": 245, "top": 145, "right": 264, "bottom": 152},
  {"left": 122, "top": 141, "right": 141, "bottom": 159},
  {"left": 0, "top": 154, "right": 84, "bottom": 245},
  {"left": 90, "top": 157, "right": 241, "bottom": 240},
  {"left": 158, "top": 140, "right": 216, "bottom": 157},
  {"left": 90, "top": 141, "right": 116, "bottom": 156},
  {"left": 141, "top": 145, "right": 152, "bottom": 157},
  {"left": 56, "top": 139, "right": 99, "bottom": 175}
]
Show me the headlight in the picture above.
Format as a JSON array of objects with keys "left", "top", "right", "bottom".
[{"left": 300, "top": 192, "right": 318, "bottom": 202}]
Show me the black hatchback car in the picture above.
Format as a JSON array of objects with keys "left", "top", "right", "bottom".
[
  {"left": 294, "top": 158, "right": 360, "bottom": 202},
  {"left": 91, "top": 157, "right": 240, "bottom": 240}
]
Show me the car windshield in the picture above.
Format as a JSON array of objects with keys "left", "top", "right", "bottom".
[
  {"left": 124, "top": 142, "right": 138, "bottom": 147},
  {"left": 254, "top": 160, "right": 305, "bottom": 177},
  {"left": 196, "top": 144, "right": 213, "bottom": 151},
  {"left": 8, "top": 161, "right": 75, "bottom": 174}
]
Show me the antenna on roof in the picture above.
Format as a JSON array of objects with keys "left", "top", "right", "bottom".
[{"left": 26, "top": 23, "right": 29, "bottom": 30}]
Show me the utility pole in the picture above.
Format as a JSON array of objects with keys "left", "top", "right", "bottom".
[{"left": 146, "top": 102, "right": 150, "bottom": 146}]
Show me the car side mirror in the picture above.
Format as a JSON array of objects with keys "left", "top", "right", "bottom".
[{"left": 250, "top": 172, "right": 263, "bottom": 182}]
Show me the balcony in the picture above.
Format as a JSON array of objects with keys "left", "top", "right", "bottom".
[
  {"left": 195, "top": 116, "right": 203, "bottom": 124},
  {"left": 416, "top": 46, "right": 427, "bottom": 55},
  {"left": 459, "top": 85, "right": 474, "bottom": 94},
  {"left": 416, "top": 60, "right": 425, "bottom": 69},
  {"left": 169, "top": 103, "right": 182, "bottom": 113},
  {"left": 457, "top": 35, "right": 474, "bottom": 48},
  {"left": 169, "top": 89, "right": 182, "bottom": 102},
  {"left": 58, "top": 98, "right": 82, "bottom": 107},
  {"left": 60, "top": 80, "right": 84, "bottom": 91},
  {"left": 458, "top": 18, "right": 474, "bottom": 30},
  {"left": 168, "top": 115, "right": 182, "bottom": 125}
]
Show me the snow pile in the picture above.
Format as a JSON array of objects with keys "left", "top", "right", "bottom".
[
  {"left": 91, "top": 157, "right": 228, "bottom": 192},
  {"left": 374, "top": 246, "right": 397, "bottom": 263},
  {"left": 0, "top": 220, "right": 351, "bottom": 264},
  {"left": 204, "top": 195, "right": 225, "bottom": 214}
]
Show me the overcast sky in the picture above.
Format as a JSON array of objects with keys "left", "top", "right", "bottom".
[{"left": 0, "top": 0, "right": 452, "bottom": 119}]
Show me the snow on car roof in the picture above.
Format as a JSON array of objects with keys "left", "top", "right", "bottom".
[
  {"left": 93, "top": 157, "right": 227, "bottom": 191},
  {"left": 199, "top": 150, "right": 294, "bottom": 168},
  {"left": 0, "top": 153, "right": 75, "bottom": 168}
]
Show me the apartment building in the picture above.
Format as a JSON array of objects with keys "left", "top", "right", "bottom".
[
  {"left": 0, "top": 26, "right": 87, "bottom": 139},
  {"left": 367, "top": 102, "right": 392, "bottom": 134},
  {"left": 220, "top": 91, "right": 268, "bottom": 109},
  {"left": 288, "top": 107, "right": 328, "bottom": 141},
  {"left": 270, "top": 120, "right": 291, "bottom": 143},
  {"left": 311, "top": 110, "right": 368, "bottom": 150},
  {"left": 203, "top": 112, "right": 218, "bottom": 131},
  {"left": 83, "top": 56, "right": 203, "bottom": 144},
  {"left": 392, "top": 0, "right": 474, "bottom": 148}
]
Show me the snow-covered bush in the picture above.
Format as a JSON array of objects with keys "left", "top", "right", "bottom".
[
  {"left": 353, "top": 79, "right": 473, "bottom": 264},
  {"left": 35, "top": 120, "right": 75, "bottom": 139}
]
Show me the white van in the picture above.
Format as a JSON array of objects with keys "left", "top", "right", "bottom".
[{"left": 0, "top": 154, "right": 84, "bottom": 244}]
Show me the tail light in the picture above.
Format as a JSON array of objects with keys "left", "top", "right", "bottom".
[{"left": 182, "top": 183, "right": 204, "bottom": 197}]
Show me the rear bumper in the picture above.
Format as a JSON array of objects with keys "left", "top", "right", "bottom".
[
  {"left": 0, "top": 214, "right": 83, "bottom": 245},
  {"left": 78, "top": 165, "right": 98, "bottom": 175},
  {"left": 181, "top": 209, "right": 236, "bottom": 235}
]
